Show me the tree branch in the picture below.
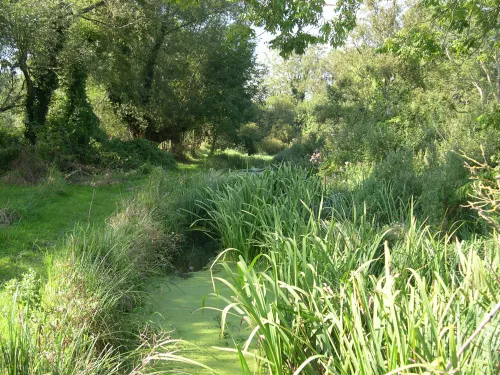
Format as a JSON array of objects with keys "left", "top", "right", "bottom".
[
  {"left": 77, "top": 0, "right": 106, "bottom": 16},
  {"left": 0, "top": 102, "right": 22, "bottom": 113}
]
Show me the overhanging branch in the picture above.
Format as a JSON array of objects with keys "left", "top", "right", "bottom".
[{"left": 77, "top": 0, "right": 106, "bottom": 17}]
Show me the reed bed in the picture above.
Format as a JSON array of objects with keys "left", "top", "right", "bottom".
[{"left": 199, "top": 165, "right": 500, "bottom": 374}]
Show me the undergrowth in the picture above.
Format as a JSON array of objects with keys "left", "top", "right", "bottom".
[{"left": 3, "top": 161, "right": 499, "bottom": 375}]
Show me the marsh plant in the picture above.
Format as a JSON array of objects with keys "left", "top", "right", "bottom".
[{"left": 200, "top": 166, "right": 500, "bottom": 374}]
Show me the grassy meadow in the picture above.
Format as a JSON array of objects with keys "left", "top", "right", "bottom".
[{"left": 0, "top": 171, "right": 146, "bottom": 283}]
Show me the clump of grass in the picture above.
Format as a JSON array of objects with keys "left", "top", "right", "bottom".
[
  {"left": 1, "top": 291, "right": 124, "bottom": 375},
  {"left": 0, "top": 147, "right": 49, "bottom": 185},
  {"left": 0, "top": 245, "right": 131, "bottom": 374},
  {"left": 0, "top": 204, "right": 21, "bottom": 227}
]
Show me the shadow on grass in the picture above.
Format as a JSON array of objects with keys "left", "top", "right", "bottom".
[{"left": 0, "top": 261, "right": 30, "bottom": 284}]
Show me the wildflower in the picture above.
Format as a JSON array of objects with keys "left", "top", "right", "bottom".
[{"left": 310, "top": 151, "right": 322, "bottom": 165}]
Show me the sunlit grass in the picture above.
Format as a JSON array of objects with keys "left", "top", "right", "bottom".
[
  {"left": 0, "top": 172, "right": 145, "bottom": 284},
  {"left": 0, "top": 168, "right": 221, "bottom": 374}
]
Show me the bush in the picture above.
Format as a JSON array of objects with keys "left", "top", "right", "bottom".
[
  {"left": 338, "top": 148, "right": 477, "bottom": 232},
  {"left": 273, "top": 133, "right": 323, "bottom": 167},
  {"left": 369, "top": 148, "right": 422, "bottom": 200},
  {"left": 238, "top": 123, "right": 263, "bottom": 155},
  {"left": 42, "top": 70, "right": 106, "bottom": 166},
  {"left": 99, "top": 138, "right": 176, "bottom": 170},
  {"left": 0, "top": 128, "right": 22, "bottom": 173},
  {"left": 257, "top": 136, "right": 286, "bottom": 155},
  {"left": 1, "top": 147, "right": 49, "bottom": 184}
]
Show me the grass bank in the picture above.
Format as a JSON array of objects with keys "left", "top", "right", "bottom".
[
  {"left": 0, "top": 167, "right": 226, "bottom": 374},
  {"left": 0, "top": 170, "right": 146, "bottom": 283}
]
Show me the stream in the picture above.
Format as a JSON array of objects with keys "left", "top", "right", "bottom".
[{"left": 136, "top": 263, "right": 256, "bottom": 374}]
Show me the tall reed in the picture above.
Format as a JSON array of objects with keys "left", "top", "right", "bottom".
[
  {"left": 201, "top": 167, "right": 500, "bottom": 374},
  {"left": 197, "top": 165, "right": 323, "bottom": 261}
]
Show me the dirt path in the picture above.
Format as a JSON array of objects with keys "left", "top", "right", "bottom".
[{"left": 137, "top": 264, "right": 256, "bottom": 374}]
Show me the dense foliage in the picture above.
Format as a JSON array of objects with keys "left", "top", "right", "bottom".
[
  {"left": 0, "top": 0, "right": 362, "bottom": 168},
  {"left": 248, "top": 0, "right": 500, "bottom": 230}
]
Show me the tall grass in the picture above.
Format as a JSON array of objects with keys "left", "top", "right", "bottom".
[
  {"left": 1, "top": 294, "right": 123, "bottom": 375},
  {"left": 200, "top": 166, "right": 500, "bottom": 374},
  {"left": 0, "top": 167, "right": 225, "bottom": 374},
  {"left": 197, "top": 165, "right": 323, "bottom": 261},
  {"left": 0, "top": 227, "right": 137, "bottom": 375}
]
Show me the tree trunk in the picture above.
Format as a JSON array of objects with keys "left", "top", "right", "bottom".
[
  {"left": 22, "top": 11, "right": 69, "bottom": 143},
  {"left": 210, "top": 130, "right": 218, "bottom": 156},
  {"left": 141, "top": 21, "right": 167, "bottom": 106},
  {"left": 496, "top": 52, "right": 500, "bottom": 102},
  {"left": 170, "top": 132, "right": 185, "bottom": 158},
  {"left": 472, "top": 80, "right": 485, "bottom": 109},
  {"left": 19, "top": 51, "right": 37, "bottom": 144}
]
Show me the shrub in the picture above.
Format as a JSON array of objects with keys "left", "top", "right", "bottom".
[
  {"left": 463, "top": 152, "right": 500, "bottom": 230},
  {"left": 238, "top": 123, "right": 263, "bottom": 155},
  {"left": 273, "top": 133, "right": 323, "bottom": 167},
  {"left": 42, "top": 74, "right": 106, "bottom": 166},
  {"left": 334, "top": 147, "right": 474, "bottom": 231},
  {"left": 368, "top": 148, "right": 422, "bottom": 201},
  {"left": 1, "top": 147, "right": 49, "bottom": 184},
  {"left": 0, "top": 128, "right": 22, "bottom": 173},
  {"left": 257, "top": 136, "right": 286, "bottom": 155},
  {"left": 102, "top": 138, "right": 176, "bottom": 170}
]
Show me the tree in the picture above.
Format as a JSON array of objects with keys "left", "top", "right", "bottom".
[
  {"left": 198, "top": 22, "right": 258, "bottom": 155},
  {"left": 0, "top": 0, "right": 363, "bottom": 155},
  {"left": 0, "top": 0, "right": 109, "bottom": 143},
  {"left": 243, "top": 0, "right": 361, "bottom": 56},
  {"left": 91, "top": 1, "right": 256, "bottom": 154}
]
